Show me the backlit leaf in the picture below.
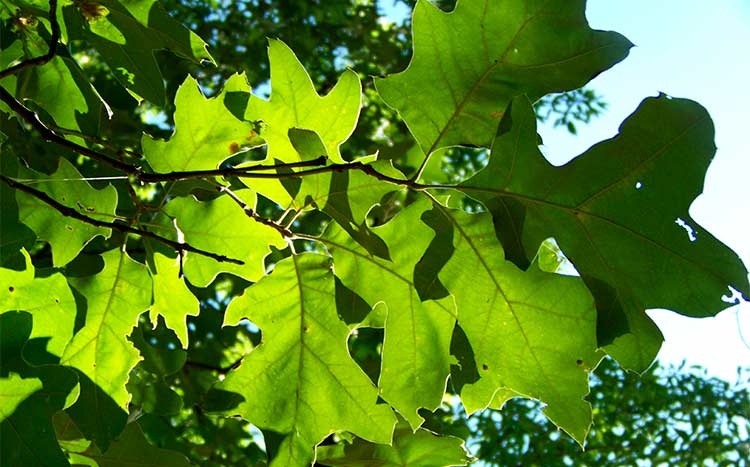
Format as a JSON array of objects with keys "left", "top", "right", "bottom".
[
  {"left": 142, "top": 74, "right": 258, "bottom": 172},
  {"left": 221, "top": 253, "right": 396, "bottom": 467},
  {"left": 15, "top": 158, "right": 118, "bottom": 268},
  {"left": 323, "top": 199, "right": 456, "bottom": 428},
  {"left": 61, "top": 249, "right": 152, "bottom": 408},
  {"left": 0, "top": 374, "right": 42, "bottom": 423},
  {"left": 460, "top": 95, "right": 750, "bottom": 370},
  {"left": 245, "top": 39, "right": 361, "bottom": 164},
  {"left": 317, "top": 421, "right": 472, "bottom": 467},
  {"left": 164, "top": 191, "right": 287, "bottom": 287},
  {"left": 65, "top": 0, "right": 213, "bottom": 104},
  {"left": 77, "top": 422, "right": 194, "bottom": 467},
  {"left": 421, "top": 203, "right": 600, "bottom": 443},
  {"left": 0, "top": 249, "right": 77, "bottom": 357},
  {"left": 375, "top": 0, "right": 631, "bottom": 159},
  {"left": 149, "top": 253, "right": 199, "bottom": 348}
]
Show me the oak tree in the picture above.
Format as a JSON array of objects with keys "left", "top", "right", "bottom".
[{"left": 0, "top": 0, "right": 747, "bottom": 466}]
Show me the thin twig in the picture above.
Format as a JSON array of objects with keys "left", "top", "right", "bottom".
[
  {"left": 277, "top": 206, "right": 295, "bottom": 225},
  {"left": 0, "top": 86, "right": 140, "bottom": 173},
  {"left": 48, "top": 123, "right": 143, "bottom": 160},
  {"left": 212, "top": 182, "right": 293, "bottom": 238},
  {"left": 137, "top": 156, "right": 328, "bottom": 182},
  {"left": 0, "top": 174, "right": 244, "bottom": 265},
  {"left": 184, "top": 358, "right": 243, "bottom": 374},
  {"left": 0, "top": 0, "right": 60, "bottom": 80},
  {"left": 284, "top": 207, "right": 306, "bottom": 230}
]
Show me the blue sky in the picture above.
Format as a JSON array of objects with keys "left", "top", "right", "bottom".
[
  {"left": 544, "top": 0, "right": 750, "bottom": 382},
  {"left": 381, "top": 0, "right": 750, "bottom": 381}
]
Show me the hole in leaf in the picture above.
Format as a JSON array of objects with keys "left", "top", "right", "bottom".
[
  {"left": 482, "top": 364, "right": 489, "bottom": 371},
  {"left": 675, "top": 218, "right": 697, "bottom": 242},
  {"left": 635, "top": 181, "right": 643, "bottom": 190},
  {"left": 576, "top": 359, "right": 584, "bottom": 366},
  {"left": 65, "top": 225, "right": 73, "bottom": 231},
  {"left": 721, "top": 286, "right": 744, "bottom": 304},
  {"left": 8, "top": 286, "right": 14, "bottom": 293}
]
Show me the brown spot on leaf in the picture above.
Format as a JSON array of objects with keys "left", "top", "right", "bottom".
[
  {"left": 576, "top": 359, "right": 584, "bottom": 366},
  {"left": 245, "top": 130, "right": 258, "bottom": 140},
  {"left": 490, "top": 111, "right": 504, "bottom": 119},
  {"left": 482, "top": 364, "right": 489, "bottom": 371},
  {"left": 228, "top": 142, "right": 241, "bottom": 154},
  {"left": 8, "top": 286, "right": 14, "bottom": 293},
  {"left": 78, "top": 1, "right": 110, "bottom": 22}
]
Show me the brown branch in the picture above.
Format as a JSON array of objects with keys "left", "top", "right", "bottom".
[
  {"left": 0, "top": 174, "right": 244, "bottom": 265},
  {"left": 184, "top": 358, "right": 243, "bottom": 374},
  {"left": 137, "top": 156, "right": 328, "bottom": 182},
  {"left": 0, "top": 0, "right": 60, "bottom": 80},
  {"left": 0, "top": 85, "right": 140, "bottom": 174},
  {"left": 47, "top": 123, "right": 143, "bottom": 161},
  {"left": 212, "top": 182, "right": 293, "bottom": 238}
]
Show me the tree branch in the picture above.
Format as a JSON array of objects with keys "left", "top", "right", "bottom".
[
  {"left": 184, "top": 358, "right": 243, "bottom": 374},
  {"left": 212, "top": 182, "right": 293, "bottom": 238},
  {"left": 136, "top": 156, "right": 328, "bottom": 182},
  {"left": 0, "top": 0, "right": 60, "bottom": 80},
  {"left": 0, "top": 174, "right": 245, "bottom": 265},
  {"left": 0, "top": 85, "right": 140, "bottom": 173}
]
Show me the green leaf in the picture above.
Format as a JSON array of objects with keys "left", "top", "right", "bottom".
[
  {"left": 64, "top": 0, "right": 213, "bottom": 104},
  {"left": 65, "top": 372, "right": 128, "bottom": 452},
  {"left": 9, "top": 21, "right": 108, "bottom": 134},
  {"left": 1, "top": 365, "right": 79, "bottom": 467},
  {"left": 375, "top": 0, "right": 631, "bottom": 159},
  {"left": 127, "top": 372, "right": 183, "bottom": 416},
  {"left": 164, "top": 191, "right": 287, "bottom": 287},
  {"left": 221, "top": 253, "right": 396, "bottom": 467},
  {"left": 317, "top": 421, "right": 472, "bottom": 467},
  {"left": 323, "top": 199, "right": 456, "bottom": 428},
  {"left": 461, "top": 95, "right": 749, "bottom": 370},
  {"left": 149, "top": 253, "right": 199, "bottom": 348},
  {"left": 15, "top": 158, "right": 118, "bottom": 268},
  {"left": 116, "top": 0, "right": 214, "bottom": 63},
  {"left": 142, "top": 74, "right": 259, "bottom": 172},
  {"left": 0, "top": 154, "right": 35, "bottom": 267},
  {"left": 421, "top": 203, "right": 601, "bottom": 443},
  {"left": 0, "top": 249, "right": 77, "bottom": 357},
  {"left": 77, "top": 421, "right": 194, "bottom": 467},
  {"left": 61, "top": 249, "right": 152, "bottom": 408},
  {"left": 245, "top": 39, "right": 361, "bottom": 164},
  {"left": 0, "top": 374, "right": 42, "bottom": 423}
]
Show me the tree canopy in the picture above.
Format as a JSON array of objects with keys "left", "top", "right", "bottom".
[{"left": 0, "top": 0, "right": 748, "bottom": 466}]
